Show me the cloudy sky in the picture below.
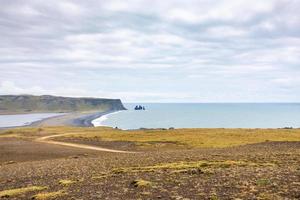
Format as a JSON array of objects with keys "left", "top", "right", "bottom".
[{"left": 0, "top": 0, "right": 299, "bottom": 102}]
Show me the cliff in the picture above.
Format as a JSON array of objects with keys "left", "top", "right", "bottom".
[{"left": 0, "top": 95, "right": 126, "bottom": 114}]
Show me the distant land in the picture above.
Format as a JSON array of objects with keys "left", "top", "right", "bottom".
[{"left": 0, "top": 95, "right": 126, "bottom": 114}]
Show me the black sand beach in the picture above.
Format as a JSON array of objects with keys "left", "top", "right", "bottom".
[
  {"left": 0, "top": 111, "right": 114, "bottom": 130},
  {"left": 31, "top": 111, "right": 114, "bottom": 127}
]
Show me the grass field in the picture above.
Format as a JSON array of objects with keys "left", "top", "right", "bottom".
[{"left": 2, "top": 126, "right": 299, "bottom": 148}]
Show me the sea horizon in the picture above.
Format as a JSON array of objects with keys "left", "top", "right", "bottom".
[
  {"left": 92, "top": 103, "right": 300, "bottom": 130},
  {"left": 1, "top": 102, "right": 300, "bottom": 129}
]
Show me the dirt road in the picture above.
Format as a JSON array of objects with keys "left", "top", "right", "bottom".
[{"left": 35, "top": 133, "right": 136, "bottom": 153}]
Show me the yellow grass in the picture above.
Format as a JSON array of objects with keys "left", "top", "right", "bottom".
[
  {"left": 97, "top": 128, "right": 300, "bottom": 148},
  {"left": 112, "top": 160, "right": 274, "bottom": 174},
  {"left": 58, "top": 179, "right": 79, "bottom": 186},
  {"left": 131, "top": 179, "right": 153, "bottom": 187},
  {"left": 0, "top": 133, "right": 22, "bottom": 138},
  {"left": 2, "top": 126, "right": 300, "bottom": 148},
  {"left": 32, "top": 190, "right": 66, "bottom": 200},
  {"left": 0, "top": 186, "right": 47, "bottom": 198}
]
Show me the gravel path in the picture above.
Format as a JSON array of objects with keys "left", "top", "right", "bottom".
[{"left": 35, "top": 133, "right": 136, "bottom": 153}]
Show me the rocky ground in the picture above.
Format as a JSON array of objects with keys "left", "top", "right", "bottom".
[{"left": 0, "top": 129, "right": 299, "bottom": 199}]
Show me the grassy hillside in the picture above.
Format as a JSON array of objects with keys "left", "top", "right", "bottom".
[{"left": 0, "top": 95, "right": 126, "bottom": 114}]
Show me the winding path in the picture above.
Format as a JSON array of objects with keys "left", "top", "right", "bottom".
[{"left": 35, "top": 133, "right": 136, "bottom": 153}]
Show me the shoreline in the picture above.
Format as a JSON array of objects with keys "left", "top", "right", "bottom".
[
  {"left": 0, "top": 113, "right": 66, "bottom": 130},
  {"left": 2, "top": 109, "right": 298, "bottom": 130},
  {"left": 0, "top": 110, "right": 121, "bottom": 130},
  {"left": 31, "top": 110, "right": 119, "bottom": 127},
  {"left": 91, "top": 110, "right": 123, "bottom": 127}
]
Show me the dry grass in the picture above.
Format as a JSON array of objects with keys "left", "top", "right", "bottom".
[
  {"left": 111, "top": 160, "right": 274, "bottom": 174},
  {"left": 2, "top": 126, "right": 300, "bottom": 148},
  {"left": 0, "top": 186, "right": 47, "bottom": 198},
  {"left": 131, "top": 179, "right": 153, "bottom": 188},
  {"left": 58, "top": 179, "right": 80, "bottom": 186},
  {"left": 97, "top": 128, "right": 300, "bottom": 148},
  {"left": 32, "top": 190, "right": 66, "bottom": 200},
  {"left": 0, "top": 133, "right": 24, "bottom": 138}
]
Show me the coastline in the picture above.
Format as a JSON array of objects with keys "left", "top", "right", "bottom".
[
  {"left": 31, "top": 110, "right": 118, "bottom": 127},
  {"left": 91, "top": 110, "right": 123, "bottom": 127},
  {"left": 0, "top": 110, "right": 120, "bottom": 130}
]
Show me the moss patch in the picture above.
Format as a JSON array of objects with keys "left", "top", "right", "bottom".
[
  {"left": 58, "top": 179, "right": 79, "bottom": 186},
  {"left": 0, "top": 186, "right": 47, "bottom": 198},
  {"left": 32, "top": 190, "right": 66, "bottom": 200},
  {"left": 256, "top": 179, "right": 271, "bottom": 186},
  {"left": 131, "top": 179, "right": 153, "bottom": 188},
  {"left": 112, "top": 160, "right": 274, "bottom": 174}
]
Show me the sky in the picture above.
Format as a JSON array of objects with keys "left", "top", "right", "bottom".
[{"left": 0, "top": 0, "right": 299, "bottom": 102}]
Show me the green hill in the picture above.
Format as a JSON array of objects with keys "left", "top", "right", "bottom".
[{"left": 0, "top": 95, "right": 126, "bottom": 114}]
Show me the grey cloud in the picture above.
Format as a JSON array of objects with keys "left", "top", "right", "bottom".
[{"left": 0, "top": 0, "right": 299, "bottom": 102}]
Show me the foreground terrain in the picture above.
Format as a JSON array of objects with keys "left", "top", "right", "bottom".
[{"left": 0, "top": 127, "right": 299, "bottom": 199}]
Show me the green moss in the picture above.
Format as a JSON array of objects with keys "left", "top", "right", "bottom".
[
  {"left": 256, "top": 179, "right": 270, "bottom": 186},
  {"left": 210, "top": 195, "right": 219, "bottom": 200}
]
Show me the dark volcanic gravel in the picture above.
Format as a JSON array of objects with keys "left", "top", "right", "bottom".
[{"left": 0, "top": 139, "right": 299, "bottom": 199}]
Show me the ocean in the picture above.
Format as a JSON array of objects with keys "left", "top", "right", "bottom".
[{"left": 92, "top": 103, "right": 300, "bottom": 129}]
